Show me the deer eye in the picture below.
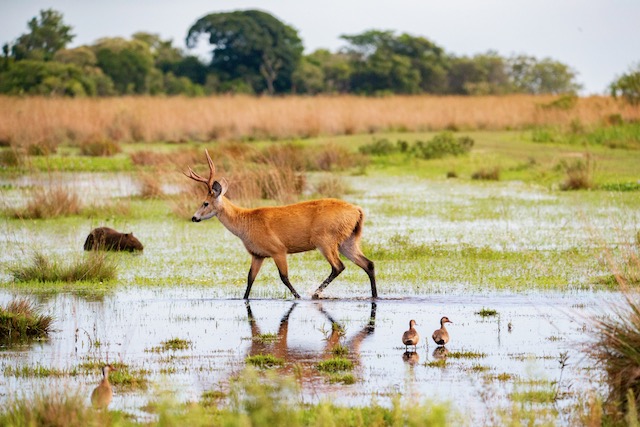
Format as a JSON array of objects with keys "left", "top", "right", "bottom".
[{"left": 203, "top": 202, "right": 209, "bottom": 207}]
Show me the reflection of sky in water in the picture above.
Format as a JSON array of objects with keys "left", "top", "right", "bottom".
[{"left": 0, "top": 290, "right": 619, "bottom": 422}]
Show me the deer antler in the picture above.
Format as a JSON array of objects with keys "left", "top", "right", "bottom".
[{"left": 184, "top": 149, "right": 216, "bottom": 191}]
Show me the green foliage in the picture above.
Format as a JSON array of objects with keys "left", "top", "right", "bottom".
[
  {"left": 611, "top": 63, "right": 640, "bottom": 106},
  {"left": 93, "top": 37, "right": 155, "bottom": 94},
  {"left": 187, "top": 10, "right": 303, "bottom": 94},
  {"left": 10, "top": 251, "right": 117, "bottom": 283},
  {"left": 413, "top": 132, "right": 474, "bottom": 159},
  {"left": 0, "top": 299, "right": 53, "bottom": 344},
  {"left": 9, "top": 9, "right": 74, "bottom": 61},
  {"left": 508, "top": 54, "right": 582, "bottom": 94},
  {"left": 0, "top": 60, "right": 100, "bottom": 96},
  {"left": 317, "top": 357, "right": 354, "bottom": 373},
  {"left": 475, "top": 308, "right": 498, "bottom": 317},
  {"left": 246, "top": 354, "right": 285, "bottom": 369},
  {"left": 358, "top": 138, "right": 400, "bottom": 155}
]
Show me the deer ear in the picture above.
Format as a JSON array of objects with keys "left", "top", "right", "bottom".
[{"left": 212, "top": 178, "right": 228, "bottom": 198}]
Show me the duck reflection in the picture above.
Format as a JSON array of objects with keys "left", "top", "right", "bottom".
[
  {"left": 244, "top": 301, "right": 376, "bottom": 380},
  {"left": 402, "top": 351, "right": 420, "bottom": 364},
  {"left": 432, "top": 346, "right": 449, "bottom": 360}
]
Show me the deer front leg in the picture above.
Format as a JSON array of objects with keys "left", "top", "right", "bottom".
[{"left": 244, "top": 255, "right": 265, "bottom": 299}]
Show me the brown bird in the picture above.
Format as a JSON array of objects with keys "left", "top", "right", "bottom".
[
  {"left": 91, "top": 364, "right": 116, "bottom": 410},
  {"left": 432, "top": 316, "right": 452, "bottom": 346},
  {"left": 402, "top": 319, "right": 420, "bottom": 351}
]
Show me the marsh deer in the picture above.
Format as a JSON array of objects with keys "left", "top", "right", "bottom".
[{"left": 184, "top": 150, "right": 377, "bottom": 299}]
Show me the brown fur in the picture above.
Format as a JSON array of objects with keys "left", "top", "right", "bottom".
[
  {"left": 83, "top": 227, "right": 143, "bottom": 252},
  {"left": 186, "top": 150, "right": 376, "bottom": 299}
]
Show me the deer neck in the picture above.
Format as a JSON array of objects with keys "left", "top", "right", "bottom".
[{"left": 216, "top": 197, "right": 250, "bottom": 238}]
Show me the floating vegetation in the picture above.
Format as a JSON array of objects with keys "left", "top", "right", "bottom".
[
  {"left": 425, "top": 359, "right": 447, "bottom": 368},
  {"left": 147, "top": 337, "right": 193, "bottom": 352},
  {"left": 245, "top": 354, "right": 285, "bottom": 369},
  {"left": 448, "top": 350, "right": 487, "bottom": 359},
  {"left": 475, "top": 308, "right": 499, "bottom": 317}
]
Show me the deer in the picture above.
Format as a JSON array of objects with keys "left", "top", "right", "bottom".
[{"left": 184, "top": 149, "right": 377, "bottom": 300}]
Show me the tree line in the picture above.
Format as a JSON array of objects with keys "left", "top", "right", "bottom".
[{"left": 0, "top": 8, "right": 637, "bottom": 99}]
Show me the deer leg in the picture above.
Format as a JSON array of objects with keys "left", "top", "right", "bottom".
[
  {"left": 339, "top": 239, "right": 378, "bottom": 298},
  {"left": 313, "top": 246, "right": 345, "bottom": 299},
  {"left": 244, "top": 256, "right": 265, "bottom": 299},
  {"left": 272, "top": 254, "right": 300, "bottom": 299}
]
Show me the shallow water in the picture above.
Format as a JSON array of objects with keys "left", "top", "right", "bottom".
[{"left": 0, "top": 289, "right": 619, "bottom": 422}]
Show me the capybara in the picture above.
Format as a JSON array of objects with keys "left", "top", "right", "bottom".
[{"left": 83, "top": 227, "right": 143, "bottom": 252}]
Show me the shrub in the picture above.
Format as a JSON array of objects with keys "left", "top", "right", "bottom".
[
  {"left": 471, "top": 167, "right": 501, "bottom": 181},
  {"left": 413, "top": 132, "right": 474, "bottom": 159},
  {"left": 79, "top": 139, "right": 122, "bottom": 156},
  {"left": 0, "top": 298, "right": 53, "bottom": 343},
  {"left": 314, "top": 175, "right": 347, "bottom": 198},
  {"left": 358, "top": 138, "right": 398, "bottom": 156},
  {"left": 560, "top": 154, "right": 594, "bottom": 190}
]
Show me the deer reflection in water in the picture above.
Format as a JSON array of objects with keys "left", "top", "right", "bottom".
[{"left": 244, "top": 301, "right": 376, "bottom": 381}]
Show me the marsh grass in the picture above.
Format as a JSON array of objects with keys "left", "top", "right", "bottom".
[
  {"left": 11, "top": 251, "right": 117, "bottom": 283},
  {"left": 5, "top": 95, "right": 637, "bottom": 146},
  {"left": 313, "top": 175, "right": 348, "bottom": 198},
  {"left": 471, "top": 167, "right": 501, "bottom": 181},
  {"left": 253, "top": 332, "right": 278, "bottom": 343},
  {"left": 147, "top": 337, "right": 192, "bottom": 352},
  {"left": 0, "top": 299, "right": 53, "bottom": 343},
  {"left": 587, "top": 291, "right": 640, "bottom": 419},
  {"left": 425, "top": 359, "right": 447, "bottom": 368},
  {"left": 12, "top": 185, "right": 82, "bottom": 219},
  {"left": 448, "top": 350, "right": 487, "bottom": 359},
  {"left": 79, "top": 139, "right": 122, "bottom": 157},
  {"left": 246, "top": 354, "right": 285, "bottom": 369},
  {"left": 0, "top": 392, "right": 124, "bottom": 427},
  {"left": 316, "top": 357, "right": 354, "bottom": 373},
  {"left": 476, "top": 308, "right": 499, "bottom": 317},
  {"left": 560, "top": 154, "right": 594, "bottom": 190},
  {"left": 4, "top": 364, "right": 77, "bottom": 378}
]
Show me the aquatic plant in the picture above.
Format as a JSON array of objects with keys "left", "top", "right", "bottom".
[
  {"left": 10, "top": 251, "right": 117, "bottom": 283},
  {"left": 0, "top": 298, "right": 53, "bottom": 343},
  {"left": 475, "top": 308, "right": 499, "bottom": 317},
  {"left": 316, "top": 357, "right": 353, "bottom": 373},
  {"left": 147, "top": 337, "right": 192, "bottom": 352},
  {"left": 246, "top": 354, "right": 285, "bottom": 369},
  {"left": 12, "top": 185, "right": 82, "bottom": 219}
]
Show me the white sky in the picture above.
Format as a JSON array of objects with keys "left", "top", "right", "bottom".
[{"left": 2, "top": 0, "right": 639, "bottom": 94}]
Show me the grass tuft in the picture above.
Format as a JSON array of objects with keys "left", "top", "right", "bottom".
[
  {"left": 317, "top": 357, "right": 354, "bottom": 373},
  {"left": 475, "top": 308, "right": 499, "bottom": 317},
  {"left": 147, "top": 337, "right": 192, "bottom": 352},
  {"left": 10, "top": 251, "right": 117, "bottom": 283},
  {"left": 0, "top": 299, "right": 53, "bottom": 344},
  {"left": 246, "top": 354, "right": 285, "bottom": 369},
  {"left": 12, "top": 185, "right": 82, "bottom": 219}
]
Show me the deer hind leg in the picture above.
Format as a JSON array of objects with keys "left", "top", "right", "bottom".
[
  {"left": 312, "top": 244, "right": 345, "bottom": 299},
  {"left": 339, "top": 236, "right": 377, "bottom": 298},
  {"left": 244, "top": 255, "right": 265, "bottom": 299},
  {"left": 272, "top": 253, "right": 301, "bottom": 299}
]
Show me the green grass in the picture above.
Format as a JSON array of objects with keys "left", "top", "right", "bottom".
[
  {"left": 475, "top": 308, "right": 498, "bottom": 317},
  {"left": 245, "top": 354, "right": 285, "bottom": 369},
  {"left": 316, "top": 357, "right": 354, "bottom": 373},
  {"left": 10, "top": 251, "right": 117, "bottom": 283},
  {"left": 147, "top": 337, "right": 192, "bottom": 352},
  {"left": 425, "top": 359, "right": 447, "bottom": 368},
  {"left": 0, "top": 299, "right": 53, "bottom": 344},
  {"left": 253, "top": 332, "right": 279, "bottom": 343},
  {"left": 448, "top": 350, "right": 487, "bottom": 359}
]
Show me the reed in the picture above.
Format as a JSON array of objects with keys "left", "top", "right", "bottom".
[{"left": 1, "top": 95, "right": 638, "bottom": 146}]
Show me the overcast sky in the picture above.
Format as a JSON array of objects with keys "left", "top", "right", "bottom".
[{"left": 2, "top": 0, "right": 639, "bottom": 94}]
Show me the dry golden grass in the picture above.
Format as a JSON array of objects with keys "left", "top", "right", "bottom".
[{"left": 1, "top": 95, "right": 638, "bottom": 145}]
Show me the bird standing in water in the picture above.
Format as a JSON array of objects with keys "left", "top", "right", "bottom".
[
  {"left": 402, "top": 319, "right": 420, "bottom": 351},
  {"left": 432, "top": 316, "right": 453, "bottom": 346},
  {"left": 91, "top": 364, "right": 116, "bottom": 410}
]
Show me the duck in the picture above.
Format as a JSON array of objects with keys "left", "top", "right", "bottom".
[
  {"left": 402, "top": 319, "right": 420, "bottom": 351},
  {"left": 91, "top": 364, "right": 116, "bottom": 410},
  {"left": 432, "top": 316, "right": 452, "bottom": 346}
]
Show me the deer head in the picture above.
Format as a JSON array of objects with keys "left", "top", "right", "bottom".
[{"left": 184, "top": 149, "right": 229, "bottom": 222}]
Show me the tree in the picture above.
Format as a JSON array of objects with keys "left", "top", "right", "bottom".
[
  {"left": 340, "top": 30, "right": 447, "bottom": 94},
  {"left": 507, "top": 55, "right": 581, "bottom": 94},
  {"left": 448, "top": 52, "right": 511, "bottom": 95},
  {"left": 186, "top": 9, "right": 303, "bottom": 94},
  {"left": 610, "top": 63, "right": 640, "bottom": 106},
  {"left": 0, "top": 60, "right": 97, "bottom": 96},
  {"left": 92, "top": 37, "right": 154, "bottom": 94},
  {"left": 10, "top": 9, "right": 74, "bottom": 61}
]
